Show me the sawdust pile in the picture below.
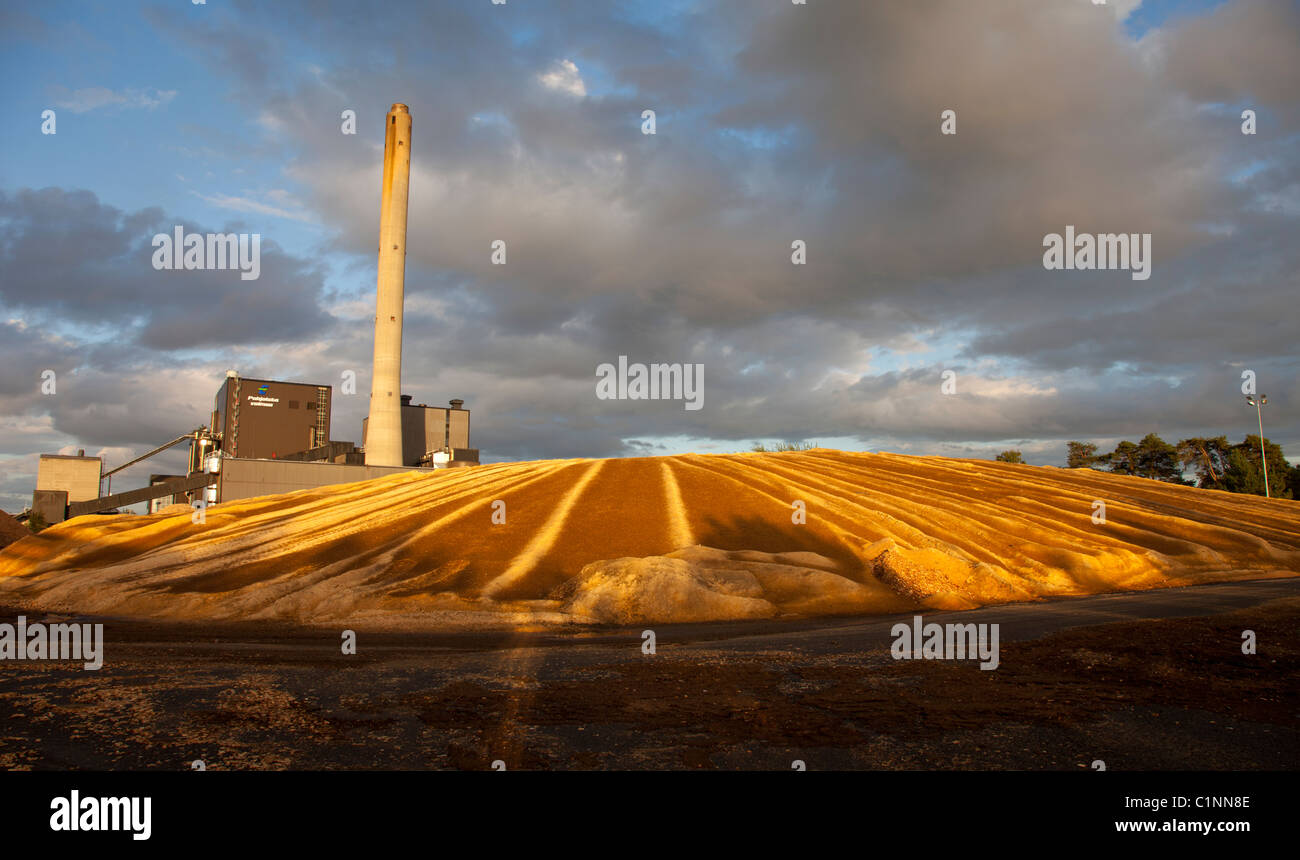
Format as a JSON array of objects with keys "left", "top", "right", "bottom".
[{"left": 1, "top": 450, "right": 1296, "bottom": 628}]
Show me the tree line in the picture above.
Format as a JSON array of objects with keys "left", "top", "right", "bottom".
[
  {"left": 1064, "top": 434, "right": 1300, "bottom": 499},
  {"left": 993, "top": 435, "right": 1300, "bottom": 499}
]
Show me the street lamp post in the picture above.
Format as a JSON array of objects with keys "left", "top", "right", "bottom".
[{"left": 1245, "top": 394, "right": 1269, "bottom": 498}]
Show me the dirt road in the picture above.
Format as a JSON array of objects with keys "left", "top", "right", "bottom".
[{"left": 0, "top": 578, "right": 1296, "bottom": 770}]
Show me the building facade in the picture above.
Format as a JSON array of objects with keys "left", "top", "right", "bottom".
[
  {"left": 211, "top": 375, "right": 331, "bottom": 460},
  {"left": 35, "top": 453, "right": 102, "bottom": 503},
  {"left": 362, "top": 396, "right": 476, "bottom": 467}
]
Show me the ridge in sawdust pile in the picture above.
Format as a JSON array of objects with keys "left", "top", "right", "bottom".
[{"left": 0, "top": 450, "right": 1297, "bottom": 629}]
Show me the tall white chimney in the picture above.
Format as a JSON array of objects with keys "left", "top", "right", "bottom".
[{"left": 365, "top": 103, "right": 412, "bottom": 466}]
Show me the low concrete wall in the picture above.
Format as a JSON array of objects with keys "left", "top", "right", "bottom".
[{"left": 217, "top": 458, "right": 438, "bottom": 503}]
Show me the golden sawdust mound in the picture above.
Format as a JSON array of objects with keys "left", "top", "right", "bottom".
[{"left": 0, "top": 450, "right": 1297, "bottom": 628}]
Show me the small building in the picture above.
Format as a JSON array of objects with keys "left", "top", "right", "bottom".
[
  {"left": 36, "top": 453, "right": 102, "bottom": 503},
  {"left": 32, "top": 452, "right": 102, "bottom": 524},
  {"left": 362, "top": 396, "right": 478, "bottom": 467}
]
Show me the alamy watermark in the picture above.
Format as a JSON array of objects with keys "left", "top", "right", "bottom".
[
  {"left": 1043, "top": 226, "right": 1151, "bottom": 281},
  {"left": 0, "top": 615, "right": 104, "bottom": 670},
  {"left": 50, "top": 790, "right": 150, "bottom": 840},
  {"left": 152, "top": 226, "right": 261, "bottom": 280},
  {"left": 891, "top": 614, "right": 999, "bottom": 670},
  {"left": 595, "top": 356, "right": 703, "bottom": 411}
]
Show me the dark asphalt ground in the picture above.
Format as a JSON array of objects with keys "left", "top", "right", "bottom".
[{"left": 1, "top": 577, "right": 1297, "bottom": 770}]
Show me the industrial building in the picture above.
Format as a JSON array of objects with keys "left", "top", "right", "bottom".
[
  {"left": 196, "top": 372, "right": 479, "bottom": 503},
  {"left": 33, "top": 375, "right": 480, "bottom": 519},
  {"left": 210, "top": 375, "right": 331, "bottom": 460},
  {"left": 147, "top": 475, "right": 187, "bottom": 512},
  {"left": 35, "top": 453, "right": 101, "bottom": 503},
  {"left": 208, "top": 377, "right": 478, "bottom": 503},
  {"left": 28, "top": 103, "right": 479, "bottom": 524},
  {"left": 31, "top": 452, "right": 102, "bottom": 524},
  {"left": 362, "top": 395, "right": 476, "bottom": 467}
]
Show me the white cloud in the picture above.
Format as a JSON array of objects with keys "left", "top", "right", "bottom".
[
  {"left": 538, "top": 59, "right": 587, "bottom": 97},
  {"left": 190, "top": 189, "right": 314, "bottom": 222},
  {"left": 1107, "top": 0, "right": 1143, "bottom": 22},
  {"left": 256, "top": 110, "right": 288, "bottom": 135},
  {"left": 52, "top": 86, "right": 177, "bottom": 113}
]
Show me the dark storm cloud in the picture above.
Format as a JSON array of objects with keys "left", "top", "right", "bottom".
[
  {"left": 0, "top": 320, "right": 70, "bottom": 398},
  {"left": 262, "top": 0, "right": 1297, "bottom": 456},
  {"left": 0, "top": 188, "right": 337, "bottom": 349},
  {"left": 274, "top": 0, "right": 1293, "bottom": 352}
]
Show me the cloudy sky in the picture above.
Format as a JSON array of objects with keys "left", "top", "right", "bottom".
[{"left": 1, "top": 0, "right": 1297, "bottom": 513}]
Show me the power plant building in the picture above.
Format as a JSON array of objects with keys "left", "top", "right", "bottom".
[
  {"left": 362, "top": 396, "right": 475, "bottom": 467},
  {"left": 211, "top": 375, "right": 331, "bottom": 460},
  {"left": 28, "top": 103, "right": 481, "bottom": 523},
  {"left": 204, "top": 376, "right": 478, "bottom": 503}
]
